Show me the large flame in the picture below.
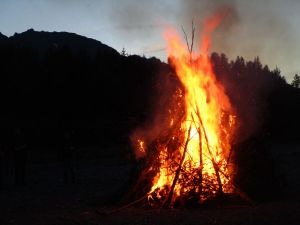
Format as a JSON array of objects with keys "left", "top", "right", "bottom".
[{"left": 135, "top": 12, "right": 236, "bottom": 207}]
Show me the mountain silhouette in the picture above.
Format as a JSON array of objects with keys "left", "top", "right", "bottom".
[
  {"left": 1, "top": 28, "right": 119, "bottom": 58},
  {"left": 0, "top": 28, "right": 168, "bottom": 149}
]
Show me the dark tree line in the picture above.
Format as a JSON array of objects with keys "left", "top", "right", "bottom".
[
  {"left": 208, "top": 53, "right": 299, "bottom": 201},
  {"left": 291, "top": 74, "right": 300, "bottom": 88},
  {"left": 0, "top": 31, "right": 299, "bottom": 154},
  {"left": 0, "top": 41, "right": 167, "bottom": 150},
  {"left": 210, "top": 53, "right": 295, "bottom": 142}
]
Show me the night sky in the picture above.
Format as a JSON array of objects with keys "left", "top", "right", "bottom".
[{"left": 1, "top": 0, "right": 299, "bottom": 81}]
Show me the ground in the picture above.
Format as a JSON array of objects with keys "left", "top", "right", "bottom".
[{"left": 0, "top": 143, "right": 299, "bottom": 225}]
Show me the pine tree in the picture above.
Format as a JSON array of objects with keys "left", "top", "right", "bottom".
[{"left": 291, "top": 74, "right": 300, "bottom": 88}]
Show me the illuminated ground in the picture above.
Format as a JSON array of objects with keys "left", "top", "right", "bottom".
[{"left": 0, "top": 144, "right": 299, "bottom": 225}]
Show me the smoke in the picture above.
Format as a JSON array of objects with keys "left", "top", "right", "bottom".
[
  {"left": 225, "top": 0, "right": 298, "bottom": 81},
  {"left": 107, "top": 0, "right": 173, "bottom": 38},
  {"left": 177, "top": 0, "right": 239, "bottom": 28},
  {"left": 106, "top": 0, "right": 241, "bottom": 57},
  {"left": 172, "top": 0, "right": 239, "bottom": 57},
  {"left": 110, "top": 0, "right": 298, "bottom": 149},
  {"left": 107, "top": 0, "right": 299, "bottom": 80},
  {"left": 176, "top": 0, "right": 297, "bottom": 76},
  {"left": 130, "top": 69, "right": 183, "bottom": 159}
]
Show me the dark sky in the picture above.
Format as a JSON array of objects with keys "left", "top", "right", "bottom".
[{"left": 1, "top": 0, "right": 299, "bottom": 81}]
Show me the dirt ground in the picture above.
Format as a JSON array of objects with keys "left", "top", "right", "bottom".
[{"left": 0, "top": 143, "right": 299, "bottom": 225}]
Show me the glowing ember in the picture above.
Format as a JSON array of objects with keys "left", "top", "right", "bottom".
[
  {"left": 134, "top": 12, "right": 236, "bottom": 207},
  {"left": 137, "top": 139, "right": 146, "bottom": 154}
]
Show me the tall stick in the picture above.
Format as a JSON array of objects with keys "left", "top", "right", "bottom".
[
  {"left": 181, "top": 19, "right": 195, "bottom": 63},
  {"left": 162, "top": 123, "right": 192, "bottom": 208},
  {"left": 194, "top": 105, "right": 223, "bottom": 194},
  {"left": 191, "top": 113, "right": 203, "bottom": 197}
]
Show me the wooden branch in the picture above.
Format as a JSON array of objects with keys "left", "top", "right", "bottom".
[
  {"left": 181, "top": 20, "right": 196, "bottom": 63},
  {"left": 194, "top": 104, "right": 223, "bottom": 194},
  {"left": 161, "top": 123, "right": 192, "bottom": 208},
  {"left": 181, "top": 26, "right": 191, "bottom": 54},
  {"left": 217, "top": 169, "right": 255, "bottom": 206},
  {"left": 96, "top": 193, "right": 150, "bottom": 216},
  {"left": 190, "top": 19, "right": 195, "bottom": 55},
  {"left": 191, "top": 113, "right": 203, "bottom": 197}
]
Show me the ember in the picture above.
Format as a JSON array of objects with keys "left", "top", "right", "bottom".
[{"left": 133, "top": 12, "right": 237, "bottom": 208}]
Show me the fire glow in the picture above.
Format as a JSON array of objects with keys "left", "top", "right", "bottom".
[{"left": 134, "top": 12, "right": 236, "bottom": 207}]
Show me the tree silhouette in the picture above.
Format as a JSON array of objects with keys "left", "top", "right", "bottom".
[
  {"left": 121, "top": 47, "right": 128, "bottom": 56},
  {"left": 291, "top": 74, "right": 300, "bottom": 88}
]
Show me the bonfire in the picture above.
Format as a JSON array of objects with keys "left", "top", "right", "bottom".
[{"left": 131, "top": 12, "right": 239, "bottom": 208}]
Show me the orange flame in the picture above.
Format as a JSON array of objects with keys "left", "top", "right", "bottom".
[{"left": 137, "top": 12, "right": 236, "bottom": 206}]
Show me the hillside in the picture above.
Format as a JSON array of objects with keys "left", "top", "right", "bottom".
[
  {"left": 0, "top": 29, "right": 299, "bottom": 150},
  {"left": 2, "top": 29, "right": 119, "bottom": 58}
]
